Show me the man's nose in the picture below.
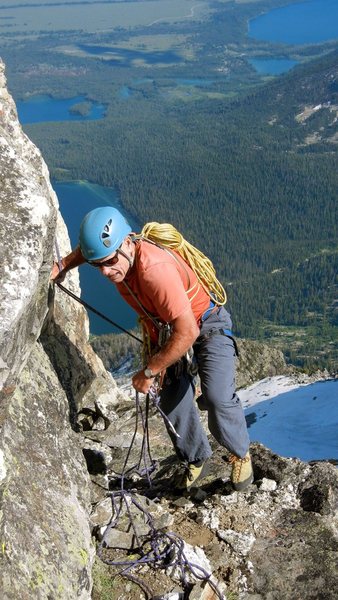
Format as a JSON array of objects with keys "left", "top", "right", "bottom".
[{"left": 100, "top": 265, "right": 111, "bottom": 276}]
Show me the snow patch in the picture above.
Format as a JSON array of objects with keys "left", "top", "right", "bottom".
[
  {"left": 238, "top": 375, "right": 312, "bottom": 409},
  {"left": 240, "top": 377, "right": 338, "bottom": 462}
]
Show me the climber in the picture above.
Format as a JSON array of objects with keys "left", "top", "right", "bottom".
[{"left": 50, "top": 207, "right": 253, "bottom": 492}]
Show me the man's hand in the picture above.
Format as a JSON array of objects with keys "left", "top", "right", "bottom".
[
  {"left": 50, "top": 246, "right": 86, "bottom": 283},
  {"left": 50, "top": 260, "right": 66, "bottom": 283},
  {"left": 132, "top": 369, "right": 155, "bottom": 394}
]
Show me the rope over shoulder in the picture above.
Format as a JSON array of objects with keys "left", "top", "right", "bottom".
[{"left": 136, "top": 222, "right": 227, "bottom": 306}]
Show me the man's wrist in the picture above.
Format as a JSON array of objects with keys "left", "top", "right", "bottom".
[{"left": 144, "top": 367, "right": 156, "bottom": 379}]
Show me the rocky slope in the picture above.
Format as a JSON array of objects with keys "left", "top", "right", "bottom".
[
  {"left": 82, "top": 381, "right": 338, "bottom": 600},
  {"left": 0, "top": 57, "right": 337, "bottom": 600}
]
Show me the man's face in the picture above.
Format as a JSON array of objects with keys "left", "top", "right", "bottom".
[{"left": 88, "top": 239, "right": 133, "bottom": 283}]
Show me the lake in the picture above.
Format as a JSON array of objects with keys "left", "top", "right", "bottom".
[
  {"left": 17, "top": 94, "right": 105, "bottom": 125},
  {"left": 53, "top": 180, "right": 138, "bottom": 335},
  {"left": 249, "top": 0, "right": 338, "bottom": 45},
  {"left": 249, "top": 58, "right": 299, "bottom": 75}
]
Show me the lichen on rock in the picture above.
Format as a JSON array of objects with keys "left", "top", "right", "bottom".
[{"left": 0, "top": 58, "right": 117, "bottom": 599}]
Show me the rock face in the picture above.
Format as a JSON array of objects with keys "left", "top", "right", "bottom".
[
  {"left": 85, "top": 385, "right": 338, "bottom": 600},
  {"left": 236, "top": 339, "right": 290, "bottom": 389},
  {"left": 0, "top": 58, "right": 124, "bottom": 599},
  {"left": 1, "top": 343, "right": 93, "bottom": 599}
]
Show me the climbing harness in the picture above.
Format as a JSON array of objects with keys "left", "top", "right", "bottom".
[
  {"left": 122, "top": 279, "right": 171, "bottom": 345},
  {"left": 123, "top": 277, "right": 199, "bottom": 378},
  {"left": 98, "top": 384, "right": 225, "bottom": 600},
  {"left": 195, "top": 327, "right": 239, "bottom": 357},
  {"left": 200, "top": 299, "right": 218, "bottom": 322},
  {"left": 121, "top": 278, "right": 174, "bottom": 371}
]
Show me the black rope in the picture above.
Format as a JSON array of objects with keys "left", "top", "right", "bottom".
[{"left": 56, "top": 281, "right": 143, "bottom": 343}]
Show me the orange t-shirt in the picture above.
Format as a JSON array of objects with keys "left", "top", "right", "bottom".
[{"left": 116, "top": 240, "right": 210, "bottom": 342}]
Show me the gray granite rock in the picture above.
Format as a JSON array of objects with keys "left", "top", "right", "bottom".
[
  {"left": 0, "top": 58, "right": 56, "bottom": 396},
  {"left": 0, "top": 58, "right": 121, "bottom": 599},
  {"left": 0, "top": 343, "right": 94, "bottom": 599},
  {"left": 236, "top": 339, "right": 291, "bottom": 389}
]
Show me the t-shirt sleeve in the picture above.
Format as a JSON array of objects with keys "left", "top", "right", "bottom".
[{"left": 141, "top": 261, "right": 191, "bottom": 323}]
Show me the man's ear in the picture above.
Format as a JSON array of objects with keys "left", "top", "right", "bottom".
[{"left": 125, "top": 236, "right": 134, "bottom": 250}]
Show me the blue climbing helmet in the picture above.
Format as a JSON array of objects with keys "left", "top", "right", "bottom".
[{"left": 79, "top": 206, "right": 132, "bottom": 261}]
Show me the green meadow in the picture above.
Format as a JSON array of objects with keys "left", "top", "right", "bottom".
[{"left": 0, "top": 0, "right": 210, "bottom": 35}]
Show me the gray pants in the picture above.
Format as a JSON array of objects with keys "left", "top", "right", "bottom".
[{"left": 159, "top": 307, "right": 250, "bottom": 462}]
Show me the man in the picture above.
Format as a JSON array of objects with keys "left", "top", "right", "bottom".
[{"left": 51, "top": 206, "right": 253, "bottom": 492}]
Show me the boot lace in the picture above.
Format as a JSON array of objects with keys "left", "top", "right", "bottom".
[{"left": 229, "top": 453, "right": 250, "bottom": 480}]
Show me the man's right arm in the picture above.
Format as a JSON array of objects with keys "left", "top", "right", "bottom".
[{"left": 50, "top": 246, "right": 86, "bottom": 282}]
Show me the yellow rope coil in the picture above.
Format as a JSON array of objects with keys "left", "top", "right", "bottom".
[{"left": 139, "top": 222, "right": 226, "bottom": 306}]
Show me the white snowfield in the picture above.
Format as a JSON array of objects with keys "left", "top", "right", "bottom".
[{"left": 238, "top": 376, "right": 338, "bottom": 462}]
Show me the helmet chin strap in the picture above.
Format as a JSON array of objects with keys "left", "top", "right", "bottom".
[{"left": 117, "top": 246, "right": 134, "bottom": 268}]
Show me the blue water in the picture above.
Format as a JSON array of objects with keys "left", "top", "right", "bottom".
[
  {"left": 78, "top": 44, "right": 184, "bottom": 66},
  {"left": 53, "top": 180, "right": 138, "bottom": 335},
  {"left": 17, "top": 94, "right": 105, "bottom": 125},
  {"left": 249, "top": 58, "right": 299, "bottom": 75},
  {"left": 249, "top": 0, "right": 338, "bottom": 45}
]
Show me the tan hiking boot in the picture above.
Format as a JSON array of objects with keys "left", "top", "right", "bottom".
[
  {"left": 229, "top": 452, "right": 254, "bottom": 491},
  {"left": 175, "top": 460, "right": 209, "bottom": 491}
]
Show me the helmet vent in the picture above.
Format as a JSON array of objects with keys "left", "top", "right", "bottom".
[
  {"left": 104, "top": 219, "right": 112, "bottom": 232},
  {"left": 101, "top": 218, "right": 112, "bottom": 240}
]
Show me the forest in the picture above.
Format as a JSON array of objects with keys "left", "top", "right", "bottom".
[
  {"left": 1, "top": 0, "right": 337, "bottom": 371},
  {"left": 27, "top": 51, "right": 338, "bottom": 371}
]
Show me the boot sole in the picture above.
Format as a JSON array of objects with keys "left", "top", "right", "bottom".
[{"left": 232, "top": 472, "right": 254, "bottom": 492}]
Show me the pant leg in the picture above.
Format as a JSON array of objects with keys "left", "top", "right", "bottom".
[
  {"left": 194, "top": 308, "right": 250, "bottom": 458},
  {"left": 159, "top": 363, "right": 212, "bottom": 463}
]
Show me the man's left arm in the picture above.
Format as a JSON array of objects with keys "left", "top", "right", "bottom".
[{"left": 132, "top": 305, "right": 199, "bottom": 394}]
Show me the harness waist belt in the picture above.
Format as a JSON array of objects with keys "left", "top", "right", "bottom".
[
  {"left": 196, "top": 328, "right": 239, "bottom": 357},
  {"left": 201, "top": 300, "right": 217, "bottom": 323}
]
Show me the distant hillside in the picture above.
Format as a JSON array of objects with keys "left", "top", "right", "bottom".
[
  {"left": 205, "top": 49, "right": 338, "bottom": 369},
  {"left": 232, "top": 49, "right": 338, "bottom": 148},
  {"left": 11, "top": 46, "right": 338, "bottom": 370}
]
